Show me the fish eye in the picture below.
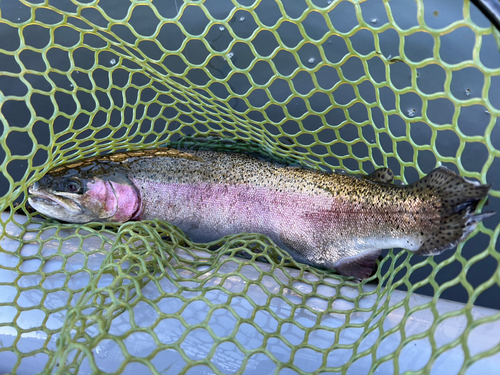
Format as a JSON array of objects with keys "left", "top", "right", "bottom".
[{"left": 63, "top": 179, "right": 82, "bottom": 193}]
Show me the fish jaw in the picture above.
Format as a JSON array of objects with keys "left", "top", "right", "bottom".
[{"left": 28, "top": 182, "right": 88, "bottom": 222}]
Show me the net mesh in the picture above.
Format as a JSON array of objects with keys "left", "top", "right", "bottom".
[{"left": 1, "top": 0, "right": 499, "bottom": 374}]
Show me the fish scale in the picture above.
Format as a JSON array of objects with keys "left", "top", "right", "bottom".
[{"left": 28, "top": 148, "right": 494, "bottom": 279}]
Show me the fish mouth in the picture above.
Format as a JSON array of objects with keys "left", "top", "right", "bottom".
[{"left": 28, "top": 183, "right": 84, "bottom": 215}]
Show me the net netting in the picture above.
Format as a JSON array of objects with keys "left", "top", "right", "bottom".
[{"left": 1, "top": 0, "right": 499, "bottom": 374}]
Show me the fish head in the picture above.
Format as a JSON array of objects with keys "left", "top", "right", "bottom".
[{"left": 28, "top": 169, "right": 142, "bottom": 223}]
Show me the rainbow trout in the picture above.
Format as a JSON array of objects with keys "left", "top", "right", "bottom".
[{"left": 28, "top": 148, "right": 494, "bottom": 279}]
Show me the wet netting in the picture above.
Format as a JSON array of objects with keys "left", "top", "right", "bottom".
[{"left": 1, "top": 0, "right": 500, "bottom": 374}]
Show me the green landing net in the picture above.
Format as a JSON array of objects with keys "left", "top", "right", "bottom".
[{"left": 1, "top": 0, "right": 499, "bottom": 374}]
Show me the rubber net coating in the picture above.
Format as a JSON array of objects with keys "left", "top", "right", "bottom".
[{"left": 0, "top": 0, "right": 499, "bottom": 374}]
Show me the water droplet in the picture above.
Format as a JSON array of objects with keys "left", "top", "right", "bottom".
[
  {"left": 387, "top": 54, "right": 392, "bottom": 59},
  {"left": 407, "top": 109, "right": 416, "bottom": 117},
  {"left": 371, "top": 19, "right": 377, "bottom": 24},
  {"left": 69, "top": 84, "right": 73, "bottom": 88},
  {"left": 239, "top": 16, "right": 245, "bottom": 22},
  {"left": 308, "top": 57, "right": 315, "bottom": 64},
  {"left": 227, "top": 52, "right": 234, "bottom": 59},
  {"left": 328, "top": 40, "right": 332, "bottom": 44},
  {"left": 219, "top": 26, "right": 225, "bottom": 31},
  {"left": 485, "top": 110, "right": 490, "bottom": 114},
  {"left": 17, "top": 18, "right": 21, "bottom": 21},
  {"left": 327, "top": 0, "right": 333, "bottom": 3},
  {"left": 95, "top": 344, "right": 109, "bottom": 359},
  {"left": 110, "top": 58, "right": 116, "bottom": 65},
  {"left": 465, "top": 88, "right": 471, "bottom": 97}
]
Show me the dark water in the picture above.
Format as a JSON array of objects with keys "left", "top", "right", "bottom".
[{"left": 1, "top": 0, "right": 499, "bottom": 309}]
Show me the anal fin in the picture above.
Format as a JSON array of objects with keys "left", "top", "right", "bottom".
[{"left": 334, "top": 250, "right": 382, "bottom": 280}]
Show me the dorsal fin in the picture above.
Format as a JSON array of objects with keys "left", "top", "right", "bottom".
[{"left": 364, "top": 168, "right": 394, "bottom": 184}]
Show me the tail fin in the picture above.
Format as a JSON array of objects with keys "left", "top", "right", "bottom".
[{"left": 410, "top": 167, "right": 495, "bottom": 255}]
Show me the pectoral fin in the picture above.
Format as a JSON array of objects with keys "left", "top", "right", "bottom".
[{"left": 334, "top": 250, "right": 382, "bottom": 280}]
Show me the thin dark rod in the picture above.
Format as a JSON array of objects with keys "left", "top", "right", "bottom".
[{"left": 471, "top": 0, "right": 500, "bottom": 31}]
